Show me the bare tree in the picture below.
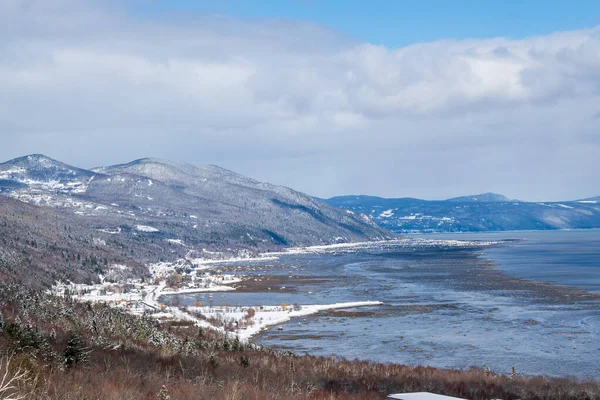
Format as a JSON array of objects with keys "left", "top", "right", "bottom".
[{"left": 0, "top": 355, "right": 29, "bottom": 400}]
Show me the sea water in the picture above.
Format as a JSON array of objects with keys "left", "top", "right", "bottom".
[{"left": 174, "top": 230, "right": 600, "bottom": 378}]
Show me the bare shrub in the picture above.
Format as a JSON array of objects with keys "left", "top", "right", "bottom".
[{"left": 0, "top": 355, "right": 30, "bottom": 400}]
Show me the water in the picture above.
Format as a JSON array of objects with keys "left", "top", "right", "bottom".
[
  {"left": 173, "top": 230, "right": 600, "bottom": 378},
  {"left": 445, "top": 230, "right": 600, "bottom": 293}
]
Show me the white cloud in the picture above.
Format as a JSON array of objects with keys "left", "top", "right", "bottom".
[{"left": 1, "top": 1, "right": 599, "bottom": 201}]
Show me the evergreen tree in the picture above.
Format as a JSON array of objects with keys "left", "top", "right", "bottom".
[
  {"left": 232, "top": 336, "right": 241, "bottom": 351},
  {"left": 222, "top": 338, "right": 230, "bottom": 351},
  {"left": 64, "top": 331, "right": 85, "bottom": 368},
  {"left": 240, "top": 355, "right": 250, "bottom": 368},
  {"left": 157, "top": 385, "right": 171, "bottom": 400}
]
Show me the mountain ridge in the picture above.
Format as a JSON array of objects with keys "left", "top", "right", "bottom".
[
  {"left": 580, "top": 196, "right": 600, "bottom": 202},
  {"left": 445, "top": 192, "right": 515, "bottom": 203},
  {"left": 0, "top": 154, "right": 103, "bottom": 193},
  {"left": 0, "top": 154, "right": 393, "bottom": 252},
  {"left": 325, "top": 194, "right": 600, "bottom": 233}
]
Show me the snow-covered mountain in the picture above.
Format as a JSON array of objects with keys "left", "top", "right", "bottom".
[
  {"left": 0, "top": 154, "right": 100, "bottom": 194},
  {"left": 325, "top": 194, "right": 600, "bottom": 233},
  {"left": 0, "top": 155, "right": 392, "bottom": 251}
]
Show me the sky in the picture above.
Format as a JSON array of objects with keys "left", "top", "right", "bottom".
[{"left": 1, "top": 1, "right": 599, "bottom": 201}]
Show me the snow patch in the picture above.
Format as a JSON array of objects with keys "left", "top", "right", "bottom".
[
  {"left": 191, "top": 301, "right": 384, "bottom": 341},
  {"left": 555, "top": 204, "right": 574, "bottom": 209},
  {"left": 379, "top": 209, "right": 395, "bottom": 218},
  {"left": 136, "top": 225, "right": 159, "bottom": 233}
]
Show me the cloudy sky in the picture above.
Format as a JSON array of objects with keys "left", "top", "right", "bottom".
[{"left": 1, "top": 1, "right": 599, "bottom": 201}]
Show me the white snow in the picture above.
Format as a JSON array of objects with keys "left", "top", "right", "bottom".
[
  {"left": 0, "top": 167, "right": 26, "bottom": 178},
  {"left": 271, "top": 238, "right": 496, "bottom": 256},
  {"left": 401, "top": 215, "right": 417, "bottom": 220},
  {"left": 136, "top": 225, "right": 159, "bottom": 233},
  {"left": 189, "top": 301, "right": 384, "bottom": 341},
  {"left": 161, "top": 285, "right": 236, "bottom": 295},
  {"left": 388, "top": 393, "right": 466, "bottom": 400},
  {"left": 379, "top": 209, "right": 395, "bottom": 218},
  {"left": 186, "top": 255, "right": 280, "bottom": 266},
  {"left": 97, "top": 227, "right": 121, "bottom": 234},
  {"left": 93, "top": 237, "right": 107, "bottom": 246},
  {"left": 555, "top": 204, "right": 574, "bottom": 209},
  {"left": 360, "top": 214, "right": 373, "bottom": 223}
]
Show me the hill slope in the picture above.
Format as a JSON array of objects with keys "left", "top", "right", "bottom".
[
  {"left": 0, "top": 155, "right": 392, "bottom": 256},
  {"left": 0, "top": 195, "right": 151, "bottom": 287},
  {"left": 90, "top": 158, "right": 391, "bottom": 246}
]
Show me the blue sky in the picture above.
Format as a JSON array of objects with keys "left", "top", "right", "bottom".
[{"left": 132, "top": 0, "right": 600, "bottom": 47}]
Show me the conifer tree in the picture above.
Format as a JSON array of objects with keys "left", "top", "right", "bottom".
[
  {"left": 64, "top": 332, "right": 85, "bottom": 368},
  {"left": 157, "top": 385, "right": 171, "bottom": 400}
]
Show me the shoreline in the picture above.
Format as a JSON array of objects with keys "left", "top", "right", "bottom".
[
  {"left": 185, "top": 301, "right": 385, "bottom": 342},
  {"left": 56, "top": 266, "right": 385, "bottom": 343},
  {"left": 264, "top": 237, "right": 499, "bottom": 256},
  {"left": 152, "top": 277, "right": 384, "bottom": 341}
]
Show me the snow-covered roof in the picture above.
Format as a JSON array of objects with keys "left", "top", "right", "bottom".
[{"left": 387, "top": 393, "right": 466, "bottom": 400}]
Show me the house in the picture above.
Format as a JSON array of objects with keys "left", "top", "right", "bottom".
[{"left": 387, "top": 392, "right": 467, "bottom": 400}]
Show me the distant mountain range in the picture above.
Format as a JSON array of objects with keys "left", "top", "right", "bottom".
[{"left": 325, "top": 193, "right": 600, "bottom": 233}]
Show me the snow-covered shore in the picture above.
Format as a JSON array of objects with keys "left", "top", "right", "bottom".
[
  {"left": 188, "top": 301, "right": 383, "bottom": 341},
  {"left": 51, "top": 260, "right": 385, "bottom": 342},
  {"left": 270, "top": 237, "right": 498, "bottom": 256}
]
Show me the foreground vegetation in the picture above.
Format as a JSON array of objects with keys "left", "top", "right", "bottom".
[{"left": 0, "top": 285, "right": 599, "bottom": 400}]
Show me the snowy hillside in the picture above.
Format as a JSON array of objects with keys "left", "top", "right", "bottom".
[
  {"left": 0, "top": 154, "right": 101, "bottom": 194},
  {"left": 0, "top": 155, "right": 393, "bottom": 253}
]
